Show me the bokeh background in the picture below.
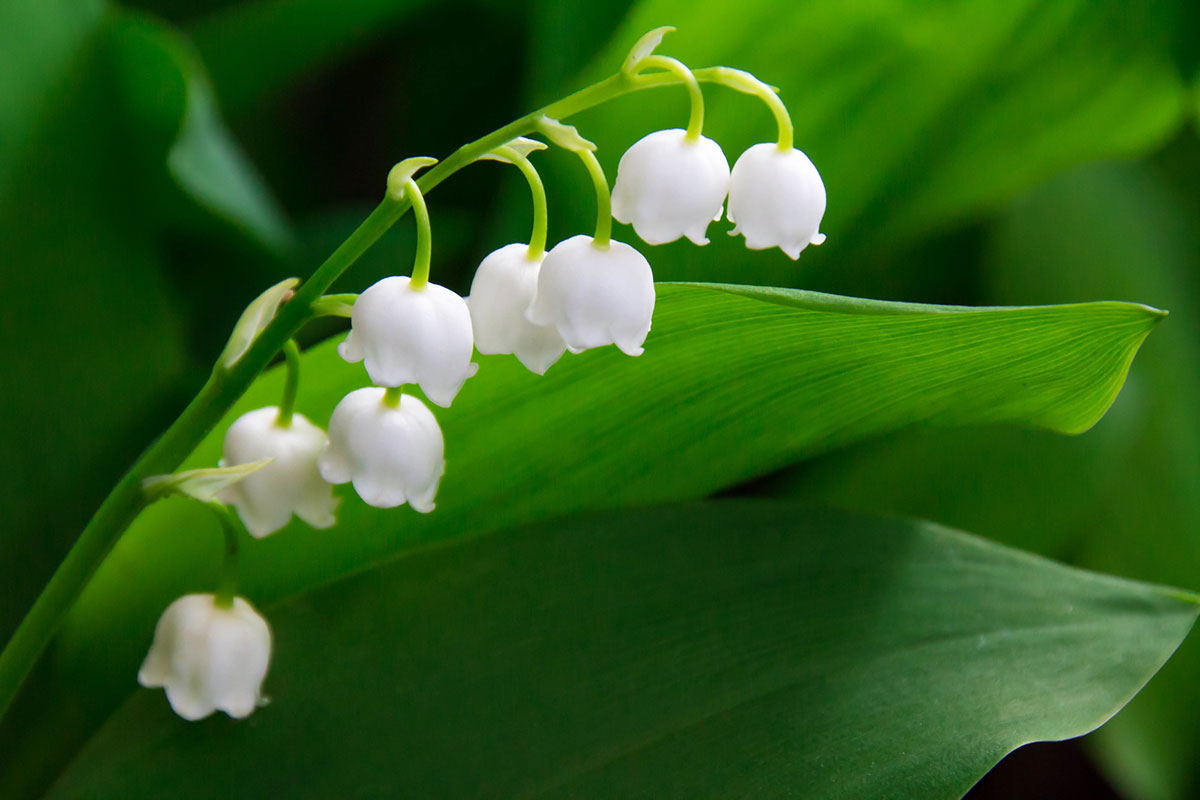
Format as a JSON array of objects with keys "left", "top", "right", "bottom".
[{"left": 1, "top": 0, "right": 1198, "bottom": 797}]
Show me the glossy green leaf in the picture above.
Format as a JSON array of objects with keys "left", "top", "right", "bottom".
[
  {"left": 758, "top": 161, "right": 1200, "bottom": 796},
  {"left": 47, "top": 504, "right": 1199, "bottom": 799},
  {"left": 0, "top": 282, "right": 1160, "bottom": 795},
  {"left": 981, "top": 163, "right": 1200, "bottom": 800},
  {"left": 761, "top": 416, "right": 1141, "bottom": 559},
  {"left": 525, "top": 0, "right": 1187, "bottom": 286}
]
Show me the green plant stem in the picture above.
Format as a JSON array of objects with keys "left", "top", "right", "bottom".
[
  {"left": 383, "top": 386, "right": 404, "bottom": 408},
  {"left": 404, "top": 178, "right": 433, "bottom": 289},
  {"left": 0, "top": 61, "right": 762, "bottom": 725},
  {"left": 577, "top": 149, "right": 613, "bottom": 247},
  {"left": 212, "top": 507, "right": 240, "bottom": 609},
  {"left": 494, "top": 145, "right": 548, "bottom": 260},
  {"left": 276, "top": 339, "right": 301, "bottom": 427},
  {"left": 639, "top": 55, "right": 704, "bottom": 140},
  {"left": 708, "top": 66, "right": 794, "bottom": 151}
]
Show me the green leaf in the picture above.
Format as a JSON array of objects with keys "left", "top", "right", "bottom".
[
  {"left": 0, "top": 282, "right": 1160, "bottom": 795},
  {"left": 0, "top": 0, "right": 107, "bottom": 200},
  {"left": 110, "top": 13, "right": 293, "bottom": 254},
  {"left": 980, "top": 163, "right": 1200, "bottom": 800},
  {"left": 762, "top": 417, "right": 1142, "bottom": 559},
  {"left": 46, "top": 504, "right": 1199, "bottom": 799},
  {"left": 527, "top": 0, "right": 1187, "bottom": 286}
]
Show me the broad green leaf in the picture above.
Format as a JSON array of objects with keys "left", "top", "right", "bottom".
[
  {"left": 47, "top": 504, "right": 1199, "bottom": 799},
  {"left": 0, "top": 0, "right": 107, "bottom": 199},
  {"left": 522, "top": 0, "right": 1187, "bottom": 286},
  {"left": 110, "top": 13, "right": 293, "bottom": 254},
  {"left": 980, "top": 163, "right": 1200, "bottom": 800},
  {"left": 761, "top": 161, "right": 1200, "bottom": 796},
  {"left": 761, "top": 415, "right": 1141, "bottom": 559},
  {"left": 0, "top": 282, "right": 1160, "bottom": 795},
  {"left": 187, "top": 0, "right": 431, "bottom": 117}
]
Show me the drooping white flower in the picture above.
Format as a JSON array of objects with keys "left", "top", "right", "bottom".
[
  {"left": 526, "top": 235, "right": 655, "bottom": 356},
  {"left": 218, "top": 406, "right": 337, "bottom": 538},
  {"left": 318, "top": 387, "right": 444, "bottom": 511},
  {"left": 466, "top": 243, "right": 566, "bottom": 375},
  {"left": 138, "top": 593, "right": 272, "bottom": 721},
  {"left": 727, "top": 142, "right": 826, "bottom": 259},
  {"left": 611, "top": 128, "right": 730, "bottom": 246},
  {"left": 338, "top": 276, "right": 477, "bottom": 407}
]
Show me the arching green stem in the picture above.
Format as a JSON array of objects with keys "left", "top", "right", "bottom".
[
  {"left": 383, "top": 386, "right": 404, "bottom": 408},
  {"left": 708, "top": 66, "right": 794, "bottom": 151},
  {"left": 276, "top": 339, "right": 301, "bottom": 427},
  {"left": 404, "top": 178, "right": 433, "bottom": 289},
  {"left": 495, "top": 145, "right": 548, "bottom": 260},
  {"left": 212, "top": 506, "right": 240, "bottom": 609},
  {"left": 638, "top": 55, "right": 704, "bottom": 141},
  {"left": 577, "top": 149, "right": 613, "bottom": 247}
]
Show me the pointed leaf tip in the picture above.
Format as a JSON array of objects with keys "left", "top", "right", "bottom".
[
  {"left": 142, "top": 459, "right": 274, "bottom": 503},
  {"left": 536, "top": 117, "right": 596, "bottom": 152},
  {"left": 622, "top": 26, "right": 676, "bottom": 74},
  {"left": 476, "top": 137, "right": 548, "bottom": 163},
  {"left": 386, "top": 157, "right": 438, "bottom": 200},
  {"left": 219, "top": 277, "right": 300, "bottom": 367}
]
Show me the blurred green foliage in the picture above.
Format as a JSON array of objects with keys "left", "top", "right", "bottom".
[{"left": 1, "top": 0, "right": 1198, "bottom": 797}]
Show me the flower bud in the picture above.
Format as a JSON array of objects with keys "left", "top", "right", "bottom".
[
  {"left": 727, "top": 142, "right": 826, "bottom": 259},
  {"left": 218, "top": 407, "right": 337, "bottom": 538},
  {"left": 318, "top": 387, "right": 445, "bottom": 511},
  {"left": 138, "top": 593, "right": 272, "bottom": 721},
  {"left": 338, "top": 277, "right": 476, "bottom": 408},
  {"left": 467, "top": 243, "right": 566, "bottom": 375},
  {"left": 611, "top": 129, "right": 730, "bottom": 246},
  {"left": 526, "top": 235, "right": 655, "bottom": 356}
]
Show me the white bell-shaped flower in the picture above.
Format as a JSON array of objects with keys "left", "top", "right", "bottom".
[
  {"left": 338, "top": 276, "right": 476, "bottom": 407},
  {"left": 526, "top": 235, "right": 655, "bottom": 356},
  {"left": 727, "top": 142, "right": 827, "bottom": 259},
  {"left": 317, "top": 387, "right": 444, "bottom": 511},
  {"left": 611, "top": 129, "right": 730, "bottom": 246},
  {"left": 218, "top": 406, "right": 337, "bottom": 538},
  {"left": 138, "top": 593, "right": 272, "bottom": 721},
  {"left": 467, "top": 243, "right": 566, "bottom": 375}
]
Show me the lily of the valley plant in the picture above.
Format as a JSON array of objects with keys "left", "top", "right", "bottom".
[{"left": 0, "top": 27, "right": 829, "bottom": 722}]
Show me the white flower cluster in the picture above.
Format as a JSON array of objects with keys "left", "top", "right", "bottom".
[
  {"left": 613, "top": 129, "right": 826, "bottom": 260},
  {"left": 138, "top": 39, "right": 827, "bottom": 720}
]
